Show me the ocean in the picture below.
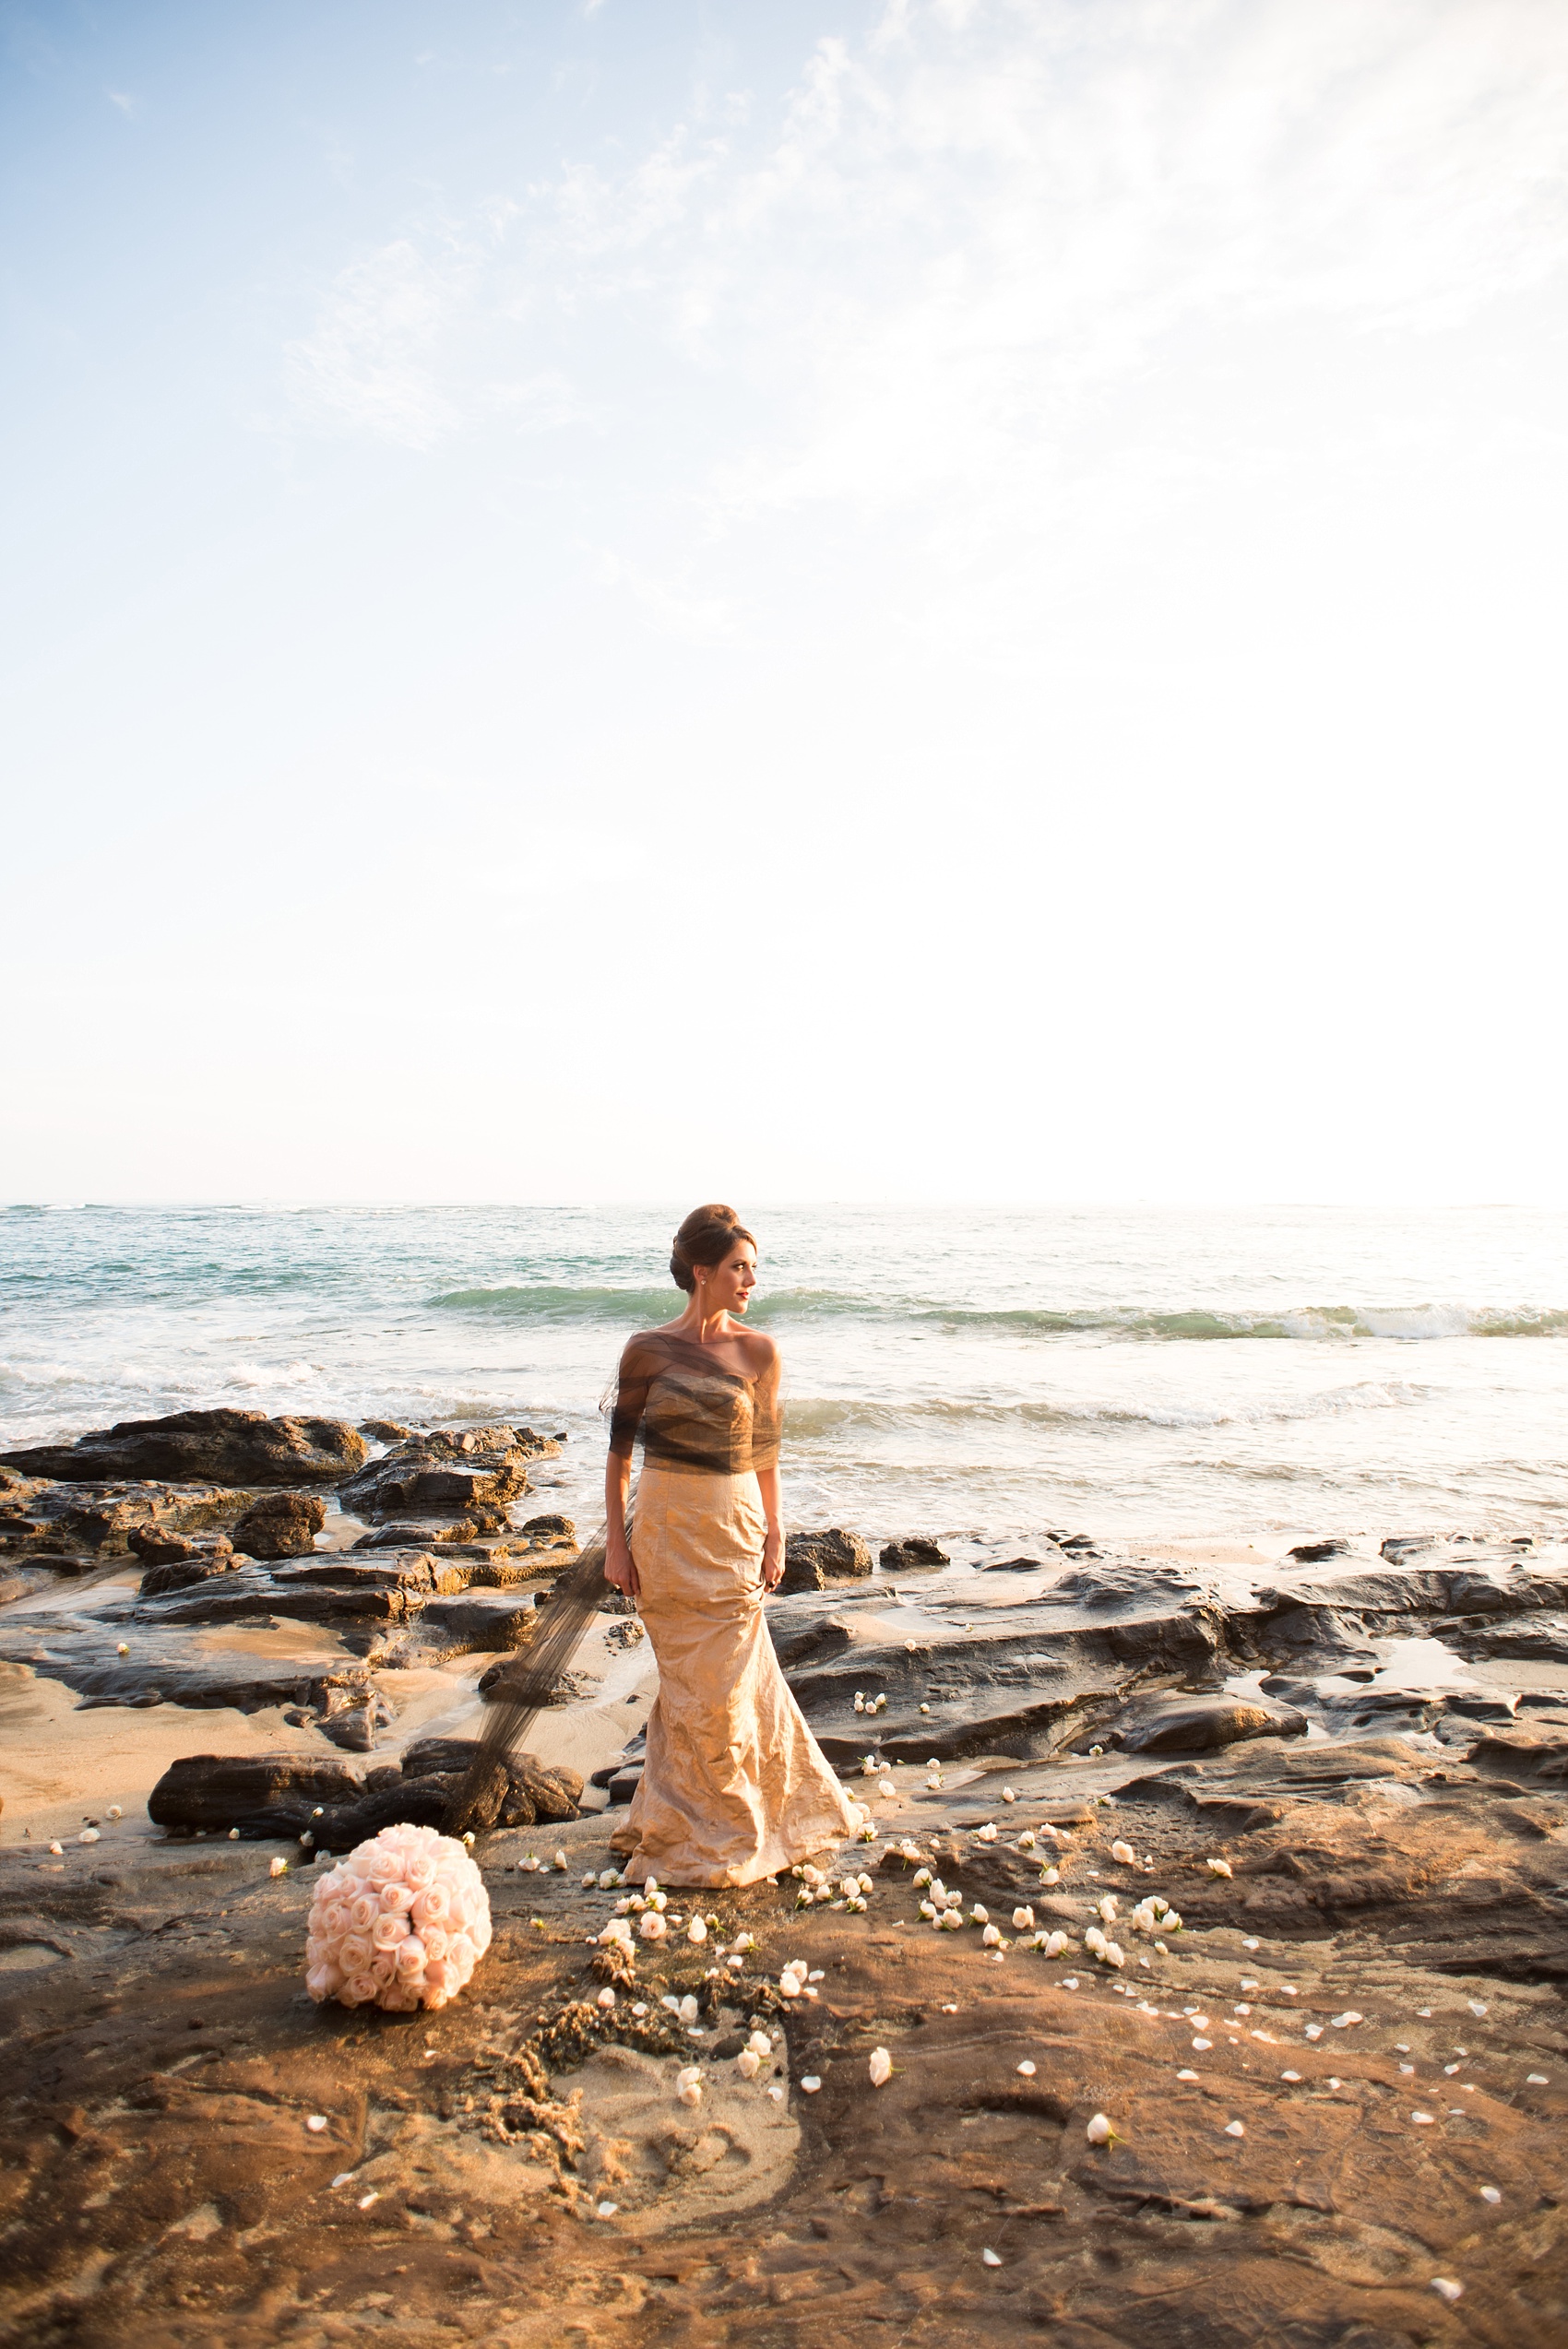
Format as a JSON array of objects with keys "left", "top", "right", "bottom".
[{"left": 2, "top": 1203, "right": 1565, "bottom": 1546}]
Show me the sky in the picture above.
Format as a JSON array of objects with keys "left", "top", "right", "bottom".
[{"left": 3, "top": 0, "right": 1566, "bottom": 1206}]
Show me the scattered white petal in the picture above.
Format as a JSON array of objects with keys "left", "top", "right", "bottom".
[
  {"left": 1223, "top": 2120, "right": 1244, "bottom": 2137},
  {"left": 1085, "top": 2112, "right": 1115, "bottom": 2146},
  {"left": 1431, "top": 2278, "right": 1464, "bottom": 2304},
  {"left": 1205, "top": 1857, "right": 1232, "bottom": 1879},
  {"left": 1412, "top": 2111, "right": 1435, "bottom": 2125},
  {"left": 1467, "top": 2002, "right": 1488, "bottom": 2018},
  {"left": 981, "top": 2247, "right": 1002, "bottom": 2265},
  {"left": 801, "top": 2075, "right": 822, "bottom": 2094},
  {"left": 268, "top": 1857, "right": 288, "bottom": 1878},
  {"left": 1280, "top": 2070, "right": 1302, "bottom": 2082},
  {"left": 305, "top": 2116, "right": 328, "bottom": 2133},
  {"left": 1192, "top": 2038, "right": 1213, "bottom": 2052},
  {"left": 1480, "top": 2186, "right": 1503, "bottom": 2204},
  {"left": 1017, "top": 2060, "right": 1037, "bottom": 2076},
  {"left": 1177, "top": 2069, "right": 1199, "bottom": 2081},
  {"left": 1527, "top": 2073, "right": 1550, "bottom": 2085},
  {"left": 869, "top": 2046, "right": 892, "bottom": 2087},
  {"left": 597, "top": 2201, "right": 618, "bottom": 2218},
  {"left": 332, "top": 2171, "right": 354, "bottom": 2188},
  {"left": 357, "top": 2191, "right": 379, "bottom": 2210}
]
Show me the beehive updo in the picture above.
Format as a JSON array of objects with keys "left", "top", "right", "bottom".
[{"left": 670, "top": 1204, "right": 755, "bottom": 1294}]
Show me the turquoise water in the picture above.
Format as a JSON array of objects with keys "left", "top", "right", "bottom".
[{"left": 3, "top": 1203, "right": 1566, "bottom": 1541}]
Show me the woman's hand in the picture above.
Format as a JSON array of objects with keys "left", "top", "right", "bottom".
[
  {"left": 761, "top": 1522, "right": 785, "bottom": 1593},
  {"left": 604, "top": 1536, "right": 641, "bottom": 1601}
]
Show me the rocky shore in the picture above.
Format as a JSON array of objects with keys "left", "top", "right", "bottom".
[{"left": 2, "top": 1408, "right": 1567, "bottom": 2343}]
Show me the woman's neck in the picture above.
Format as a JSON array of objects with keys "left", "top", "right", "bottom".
[{"left": 670, "top": 1300, "right": 738, "bottom": 1345}]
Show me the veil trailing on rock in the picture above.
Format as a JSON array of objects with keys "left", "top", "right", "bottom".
[{"left": 443, "top": 1528, "right": 613, "bottom": 1836}]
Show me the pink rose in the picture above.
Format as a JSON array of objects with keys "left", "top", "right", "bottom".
[
  {"left": 371, "top": 1913, "right": 408, "bottom": 1951},
  {"left": 420, "top": 1927, "right": 450, "bottom": 1963},
  {"left": 379, "top": 1882, "right": 415, "bottom": 1915},
  {"left": 411, "top": 1885, "right": 449, "bottom": 1928},
  {"left": 395, "top": 1935, "right": 426, "bottom": 1974},
  {"left": 349, "top": 1894, "right": 378, "bottom": 1932},
  {"left": 404, "top": 1853, "right": 437, "bottom": 1892},
  {"left": 339, "top": 1932, "right": 372, "bottom": 1971}
]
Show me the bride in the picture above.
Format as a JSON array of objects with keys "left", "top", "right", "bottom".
[{"left": 603, "top": 1204, "right": 860, "bottom": 1886}]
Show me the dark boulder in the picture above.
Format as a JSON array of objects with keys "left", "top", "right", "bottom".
[
  {"left": 0, "top": 1409, "right": 366, "bottom": 1488},
  {"left": 780, "top": 1529, "right": 873, "bottom": 1594},
  {"left": 1288, "top": 1540, "right": 1350, "bottom": 1563},
  {"left": 146, "top": 1738, "right": 582, "bottom": 1841},
  {"left": 878, "top": 1537, "right": 950, "bottom": 1573},
  {"left": 232, "top": 1490, "right": 327, "bottom": 1560},
  {"left": 360, "top": 1420, "right": 418, "bottom": 1441},
  {"left": 336, "top": 1426, "right": 556, "bottom": 1525}
]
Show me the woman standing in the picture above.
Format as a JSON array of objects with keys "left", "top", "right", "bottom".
[{"left": 604, "top": 1204, "right": 859, "bottom": 1886}]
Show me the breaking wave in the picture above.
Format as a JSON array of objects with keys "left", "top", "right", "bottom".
[
  {"left": 783, "top": 1381, "right": 1431, "bottom": 1440},
  {"left": 427, "top": 1285, "right": 1568, "bottom": 1343}
]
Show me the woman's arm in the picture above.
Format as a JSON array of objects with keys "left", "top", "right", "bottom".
[
  {"left": 603, "top": 1337, "right": 649, "bottom": 1599},
  {"left": 604, "top": 1445, "right": 638, "bottom": 1597},
  {"left": 756, "top": 1458, "right": 784, "bottom": 1591}
]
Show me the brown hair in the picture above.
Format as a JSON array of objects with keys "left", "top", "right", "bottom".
[{"left": 670, "top": 1204, "right": 755, "bottom": 1293}]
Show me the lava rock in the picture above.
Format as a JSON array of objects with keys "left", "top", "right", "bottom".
[
  {"left": 0, "top": 1409, "right": 367, "bottom": 1488},
  {"left": 232, "top": 1491, "right": 327, "bottom": 1560},
  {"left": 878, "top": 1537, "right": 950, "bottom": 1573},
  {"left": 780, "top": 1529, "right": 873, "bottom": 1594}
]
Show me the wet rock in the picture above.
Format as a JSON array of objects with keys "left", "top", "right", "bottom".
[
  {"left": 0, "top": 1479, "right": 244, "bottom": 1560},
  {"left": 878, "top": 1536, "right": 949, "bottom": 1572},
  {"left": 147, "top": 1738, "right": 582, "bottom": 1840},
  {"left": 983, "top": 1555, "right": 1051, "bottom": 1572},
  {"left": 137, "top": 1546, "right": 243, "bottom": 1598},
  {"left": 232, "top": 1490, "right": 327, "bottom": 1560},
  {"left": 336, "top": 1425, "right": 556, "bottom": 1525},
  {"left": 1466, "top": 1728, "right": 1568, "bottom": 1787},
  {"left": 519, "top": 1513, "right": 577, "bottom": 1546},
  {"left": 780, "top": 1529, "right": 873, "bottom": 1594},
  {"left": 353, "top": 1517, "right": 483, "bottom": 1548},
  {"left": 0, "top": 1408, "right": 366, "bottom": 1487},
  {"left": 359, "top": 1419, "right": 418, "bottom": 1441},
  {"left": 147, "top": 1752, "right": 366, "bottom": 1832},
  {"left": 1288, "top": 1539, "right": 1349, "bottom": 1562},
  {"left": 1114, "top": 1693, "right": 1307, "bottom": 1754}
]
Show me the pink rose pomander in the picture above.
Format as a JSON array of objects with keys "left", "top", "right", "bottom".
[{"left": 305, "top": 1822, "right": 492, "bottom": 2012}]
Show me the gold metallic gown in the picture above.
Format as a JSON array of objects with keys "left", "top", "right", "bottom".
[{"left": 605, "top": 1332, "right": 858, "bottom": 1887}]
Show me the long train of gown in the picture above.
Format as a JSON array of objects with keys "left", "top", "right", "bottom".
[{"left": 609, "top": 1460, "right": 859, "bottom": 1886}]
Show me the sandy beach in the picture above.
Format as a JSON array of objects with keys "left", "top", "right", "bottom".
[{"left": 3, "top": 1404, "right": 1567, "bottom": 2343}]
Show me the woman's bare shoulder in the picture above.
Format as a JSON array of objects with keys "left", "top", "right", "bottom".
[{"left": 735, "top": 1326, "right": 779, "bottom": 1367}]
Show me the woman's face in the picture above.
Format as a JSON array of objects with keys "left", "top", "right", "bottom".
[{"left": 698, "top": 1242, "right": 757, "bottom": 1315}]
